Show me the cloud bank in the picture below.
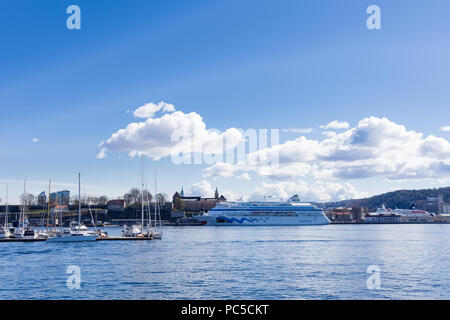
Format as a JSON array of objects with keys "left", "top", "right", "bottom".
[
  {"left": 98, "top": 104, "right": 450, "bottom": 202},
  {"left": 98, "top": 102, "right": 243, "bottom": 160},
  {"left": 204, "top": 116, "right": 450, "bottom": 182}
]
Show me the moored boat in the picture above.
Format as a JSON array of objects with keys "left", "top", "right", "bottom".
[
  {"left": 46, "top": 173, "right": 97, "bottom": 242},
  {"left": 195, "top": 195, "right": 330, "bottom": 226}
]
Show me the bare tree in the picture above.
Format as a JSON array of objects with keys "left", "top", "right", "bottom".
[
  {"left": 98, "top": 195, "right": 108, "bottom": 205},
  {"left": 143, "top": 190, "right": 152, "bottom": 203},
  {"left": 156, "top": 193, "right": 168, "bottom": 204},
  {"left": 20, "top": 193, "right": 35, "bottom": 206},
  {"left": 124, "top": 188, "right": 152, "bottom": 205}
]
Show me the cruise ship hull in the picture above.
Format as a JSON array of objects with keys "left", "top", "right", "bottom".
[{"left": 196, "top": 215, "right": 330, "bottom": 226}]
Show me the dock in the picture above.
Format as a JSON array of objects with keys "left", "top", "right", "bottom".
[
  {"left": 0, "top": 238, "right": 46, "bottom": 242},
  {"left": 96, "top": 236, "right": 153, "bottom": 241},
  {"left": 0, "top": 236, "right": 154, "bottom": 242}
]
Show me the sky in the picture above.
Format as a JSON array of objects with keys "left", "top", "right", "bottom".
[{"left": 1, "top": 0, "right": 450, "bottom": 204}]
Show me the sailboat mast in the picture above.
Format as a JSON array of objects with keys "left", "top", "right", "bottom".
[
  {"left": 141, "top": 155, "right": 144, "bottom": 228},
  {"left": 154, "top": 171, "right": 157, "bottom": 229},
  {"left": 46, "top": 179, "right": 51, "bottom": 232},
  {"left": 59, "top": 196, "right": 62, "bottom": 232},
  {"left": 5, "top": 182, "right": 8, "bottom": 227},
  {"left": 22, "top": 177, "right": 26, "bottom": 228},
  {"left": 78, "top": 173, "right": 81, "bottom": 225}
]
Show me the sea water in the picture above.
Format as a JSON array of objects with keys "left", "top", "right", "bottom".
[{"left": 0, "top": 224, "right": 449, "bottom": 299}]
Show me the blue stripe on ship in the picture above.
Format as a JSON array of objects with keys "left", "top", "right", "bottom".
[{"left": 216, "top": 216, "right": 258, "bottom": 224}]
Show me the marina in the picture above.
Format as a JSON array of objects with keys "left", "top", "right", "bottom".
[{"left": 0, "top": 235, "right": 156, "bottom": 242}]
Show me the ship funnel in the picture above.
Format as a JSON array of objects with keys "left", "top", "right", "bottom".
[{"left": 289, "top": 195, "right": 301, "bottom": 203}]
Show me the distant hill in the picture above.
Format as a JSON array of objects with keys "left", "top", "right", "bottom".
[{"left": 320, "top": 186, "right": 450, "bottom": 211}]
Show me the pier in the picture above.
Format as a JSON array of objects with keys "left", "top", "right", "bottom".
[
  {"left": 0, "top": 236, "right": 155, "bottom": 242},
  {"left": 96, "top": 236, "right": 154, "bottom": 241},
  {"left": 0, "top": 238, "right": 46, "bottom": 242}
]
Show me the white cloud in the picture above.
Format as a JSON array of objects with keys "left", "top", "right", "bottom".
[
  {"left": 321, "top": 131, "right": 337, "bottom": 138},
  {"left": 190, "top": 180, "right": 214, "bottom": 197},
  {"left": 441, "top": 126, "right": 450, "bottom": 132},
  {"left": 190, "top": 180, "right": 240, "bottom": 201},
  {"left": 320, "top": 120, "right": 350, "bottom": 130},
  {"left": 31, "top": 137, "right": 39, "bottom": 143},
  {"left": 96, "top": 147, "right": 107, "bottom": 159},
  {"left": 219, "top": 189, "right": 241, "bottom": 201},
  {"left": 98, "top": 104, "right": 243, "bottom": 160},
  {"left": 281, "top": 128, "right": 314, "bottom": 134},
  {"left": 133, "top": 101, "right": 175, "bottom": 119},
  {"left": 236, "top": 173, "right": 251, "bottom": 180},
  {"left": 205, "top": 116, "right": 450, "bottom": 182},
  {"left": 248, "top": 180, "right": 365, "bottom": 202}
]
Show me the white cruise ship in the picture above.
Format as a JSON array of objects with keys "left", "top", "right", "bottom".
[
  {"left": 194, "top": 195, "right": 330, "bottom": 226},
  {"left": 374, "top": 205, "right": 435, "bottom": 222}
]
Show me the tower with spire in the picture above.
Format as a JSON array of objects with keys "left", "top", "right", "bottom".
[
  {"left": 180, "top": 186, "right": 184, "bottom": 197},
  {"left": 215, "top": 187, "right": 219, "bottom": 199}
]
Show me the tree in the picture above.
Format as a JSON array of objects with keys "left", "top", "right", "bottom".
[
  {"left": 129, "top": 188, "right": 141, "bottom": 205},
  {"left": 20, "top": 193, "right": 35, "bottom": 206},
  {"left": 142, "top": 190, "right": 152, "bottom": 203},
  {"left": 98, "top": 195, "right": 108, "bottom": 205},
  {"left": 124, "top": 188, "right": 152, "bottom": 205},
  {"left": 156, "top": 193, "right": 168, "bottom": 204}
]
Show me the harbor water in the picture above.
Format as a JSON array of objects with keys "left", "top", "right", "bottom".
[{"left": 1, "top": 224, "right": 449, "bottom": 299}]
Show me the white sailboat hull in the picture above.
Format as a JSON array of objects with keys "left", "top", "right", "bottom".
[{"left": 151, "top": 231, "right": 163, "bottom": 239}]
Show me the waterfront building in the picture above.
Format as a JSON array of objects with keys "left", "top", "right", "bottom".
[
  {"left": 365, "top": 213, "right": 402, "bottom": 223},
  {"left": 107, "top": 199, "right": 126, "bottom": 212},
  {"left": 49, "top": 190, "right": 70, "bottom": 205},
  {"left": 172, "top": 188, "right": 227, "bottom": 214},
  {"left": 325, "top": 207, "right": 355, "bottom": 223},
  {"left": 440, "top": 205, "right": 450, "bottom": 214},
  {"left": 434, "top": 214, "right": 450, "bottom": 223},
  {"left": 57, "top": 190, "right": 70, "bottom": 205},
  {"left": 50, "top": 192, "right": 57, "bottom": 204},
  {"left": 50, "top": 204, "right": 69, "bottom": 214},
  {"left": 37, "top": 191, "right": 46, "bottom": 206},
  {"left": 415, "top": 195, "right": 450, "bottom": 214}
]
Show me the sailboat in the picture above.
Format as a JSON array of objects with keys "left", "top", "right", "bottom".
[
  {"left": 14, "top": 178, "right": 41, "bottom": 239},
  {"left": 47, "top": 173, "right": 97, "bottom": 242},
  {"left": 151, "top": 172, "right": 162, "bottom": 240},
  {"left": 122, "top": 155, "right": 152, "bottom": 238},
  {"left": 0, "top": 182, "right": 12, "bottom": 239}
]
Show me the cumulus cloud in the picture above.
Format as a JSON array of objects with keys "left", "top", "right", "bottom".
[
  {"left": 321, "top": 131, "right": 337, "bottom": 138},
  {"left": 320, "top": 120, "right": 350, "bottom": 130},
  {"left": 441, "top": 126, "right": 450, "bottom": 132},
  {"left": 190, "top": 180, "right": 214, "bottom": 197},
  {"left": 205, "top": 116, "right": 450, "bottom": 182},
  {"left": 98, "top": 103, "right": 243, "bottom": 160},
  {"left": 236, "top": 173, "right": 251, "bottom": 180},
  {"left": 248, "top": 180, "right": 365, "bottom": 202},
  {"left": 96, "top": 147, "right": 107, "bottom": 159},
  {"left": 189, "top": 180, "right": 239, "bottom": 201},
  {"left": 281, "top": 128, "right": 314, "bottom": 134},
  {"left": 133, "top": 101, "right": 175, "bottom": 119},
  {"left": 31, "top": 137, "right": 39, "bottom": 143}
]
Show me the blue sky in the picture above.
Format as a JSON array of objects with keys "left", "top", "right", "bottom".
[{"left": 1, "top": 0, "right": 450, "bottom": 204}]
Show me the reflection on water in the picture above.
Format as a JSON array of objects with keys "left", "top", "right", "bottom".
[{"left": 0, "top": 224, "right": 449, "bottom": 299}]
